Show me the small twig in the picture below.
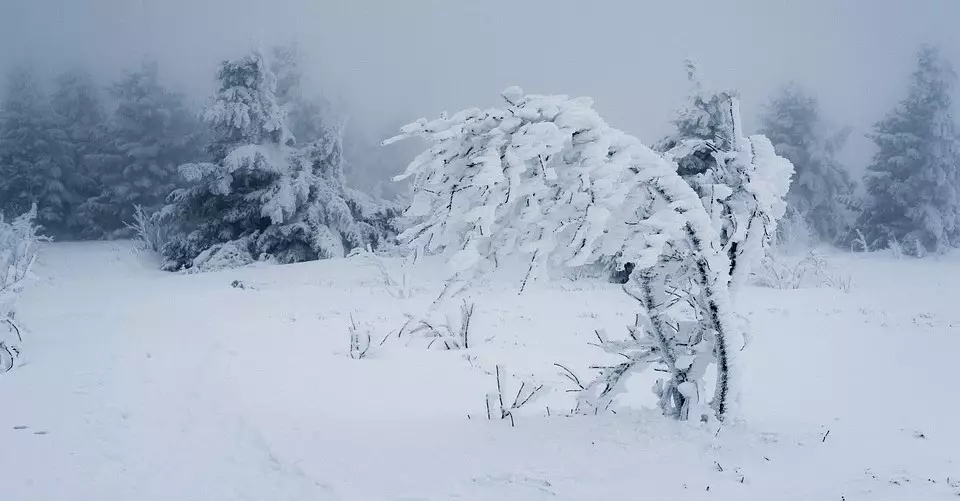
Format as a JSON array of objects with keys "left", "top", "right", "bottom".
[
  {"left": 3, "top": 317, "right": 22, "bottom": 343},
  {"left": 554, "top": 363, "right": 586, "bottom": 391},
  {"left": 514, "top": 384, "right": 544, "bottom": 409},
  {"left": 496, "top": 365, "right": 505, "bottom": 417},
  {"left": 511, "top": 382, "right": 527, "bottom": 409}
]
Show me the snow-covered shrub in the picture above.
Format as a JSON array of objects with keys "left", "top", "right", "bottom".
[
  {"left": 348, "top": 313, "right": 372, "bottom": 359},
  {"left": 752, "top": 251, "right": 851, "bottom": 292},
  {"left": 0, "top": 206, "right": 43, "bottom": 373},
  {"left": 387, "top": 87, "right": 791, "bottom": 422},
  {"left": 752, "top": 255, "right": 806, "bottom": 290},
  {"left": 124, "top": 205, "right": 174, "bottom": 253},
  {"left": 482, "top": 365, "right": 544, "bottom": 427},
  {"left": 888, "top": 236, "right": 903, "bottom": 259},
  {"left": 160, "top": 51, "right": 396, "bottom": 272},
  {"left": 347, "top": 247, "right": 411, "bottom": 299},
  {"left": 399, "top": 300, "right": 475, "bottom": 350},
  {"left": 850, "top": 229, "right": 870, "bottom": 253},
  {"left": 775, "top": 206, "right": 815, "bottom": 254},
  {"left": 903, "top": 234, "right": 928, "bottom": 258}
]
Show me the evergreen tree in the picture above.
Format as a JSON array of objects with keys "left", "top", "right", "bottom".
[
  {"left": 161, "top": 51, "right": 390, "bottom": 272},
  {"left": 0, "top": 66, "right": 73, "bottom": 236},
  {"left": 857, "top": 45, "right": 960, "bottom": 254},
  {"left": 760, "top": 83, "right": 855, "bottom": 243},
  {"left": 79, "top": 61, "right": 202, "bottom": 236},
  {"left": 49, "top": 69, "right": 110, "bottom": 236}
]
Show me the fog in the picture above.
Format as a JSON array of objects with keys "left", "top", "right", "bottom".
[{"left": 2, "top": 0, "right": 958, "bottom": 182}]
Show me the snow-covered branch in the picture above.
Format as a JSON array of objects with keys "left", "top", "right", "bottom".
[{"left": 0, "top": 205, "right": 44, "bottom": 373}]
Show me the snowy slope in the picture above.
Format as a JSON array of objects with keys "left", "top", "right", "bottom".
[{"left": 1, "top": 241, "right": 958, "bottom": 500}]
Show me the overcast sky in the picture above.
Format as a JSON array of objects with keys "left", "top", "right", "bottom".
[{"left": 1, "top": 0, "right": 958, "bottom": 181}]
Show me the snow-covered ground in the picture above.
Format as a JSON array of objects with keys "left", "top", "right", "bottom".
[{"left": 2, "top": 241, "right": 958, "bottom": 500}]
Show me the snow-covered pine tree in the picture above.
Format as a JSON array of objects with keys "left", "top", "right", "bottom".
[
  {"left": 656, "top": 62, "right": 793, "bottom": 294},
  {"left": 78, "top": 62, "right": 203, "bottom": 237},
  {"left": 760, "top": 83, "right": 855, "bottom": 244},
  {"left": 0, "top": 67, "right": 74, "bottom": 236},
  {"left": 0, "top": 204, "right": 43, "bottom": 373},
  {"left": 386, "top": 87, "right": 792, "bottom": 422},
  {"left": 856, "top": 45, "right": 960, "bottom": 254},
  {"left": 49, "top": 69, "right": 111, "bottom": 237},
  {"left": 160, "top": 50, "right": 389, "bottom": 271}
]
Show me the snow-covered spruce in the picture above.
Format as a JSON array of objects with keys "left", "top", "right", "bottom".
[
  {"left": 159, "top": 50, "right": 397, "bottom": 272},
  {"left": 0, "top": 67, "right": 75, "bottom": 238},
  {"left": 656, "top": 62, "right": 793, "bottom": 296},
  {"left": 49, "top": 69, "right": 112, "bottom": 238},
  {"left": 760, "top": 83, "right": 856, "bottom": 244},
  {"left": 0, "top": 205, "right": 43, "bottom": 373},
  {"left": 77, "top": 62, "right": 202, "bottom": 239},
  {"left": 385, "top": 87, "right": 791, "bottom": 422},
  {"left": 856, "top": 45, "right": 960, "bottom": 254}
]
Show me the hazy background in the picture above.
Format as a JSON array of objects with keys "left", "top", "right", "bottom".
[{"left": 1, "top": 0, "right": 958, "bottom": 185}]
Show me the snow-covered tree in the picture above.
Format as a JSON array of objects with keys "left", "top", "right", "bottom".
[
  {"left": 0, "top": 205, "right": 43, "bottom": 373},
  {"left": 386, "top": 87, "right": 791, "bottom": 422},
  {"left": 0, "top": 67, "right": 74, "bottom": 236},
  {"left": 656, "top": 62, "right": 793, "bottom": 294},
  {"left": 49, "top": 69, "right": 110, "bottom": 236},
  {"left": 78, "top": 62, "right": 202, "bottom": 237},
  {"left": 760, "top": 83, "right": 855, "bottom": 243},
  {"left": 856, "top": 45, "right": 960, "bottom": 253},
  {"left": 160, "top": 50, "right": 393, "bottom": 271}
]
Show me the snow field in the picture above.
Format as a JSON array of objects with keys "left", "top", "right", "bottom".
[{"left": 1, "top": 241, "right": 958, "bottom": 500}]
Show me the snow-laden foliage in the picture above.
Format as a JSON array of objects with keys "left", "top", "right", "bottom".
[
  {"left": 0, "top": 67, "right": 75, "bottom": 236},
  {"left": 760, "top": 83, "right": 856, "bottom": 243},
  {"left": 0, "top": 205, "right": 43, "bottom": 373},
  {"left": 160, "top": 51, "right": 396, "bottom": 272},
  {"left": 386, "top": 87, "right": 793, "bottom": 422},
  {"left": 78, "top": 62, "right": 202, "bottom": 238},
  {"left": 656, "top": 62, "right": 793, "bottom": 295},
  {"left": 49, "top": 69, "right": 109, "bottom": 236},
  {"left": 856, "top": 45, "right": 960, "bottom": 254}
]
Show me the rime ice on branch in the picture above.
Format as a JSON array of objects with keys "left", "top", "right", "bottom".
[{"left": 0, "top": 205, "right": 43, "bottom": 373}]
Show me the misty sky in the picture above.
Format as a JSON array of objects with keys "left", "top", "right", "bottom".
[{"left": 1, "top": 0, "right": 958, "bottom": 181}]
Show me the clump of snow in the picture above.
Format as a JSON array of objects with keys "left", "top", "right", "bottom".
[{"left": 189, "top": 236, "right": 257, "bottom": 273}]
